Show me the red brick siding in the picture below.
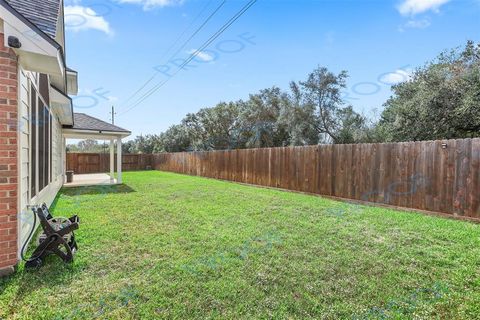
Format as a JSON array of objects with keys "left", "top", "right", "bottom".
[{"left": 0, "top": 33, "right": 19, "bottom": 273}]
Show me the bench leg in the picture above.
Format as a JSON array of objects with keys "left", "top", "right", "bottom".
[{"left": 25, "top": 234, "right": 75, "bottom": 267}]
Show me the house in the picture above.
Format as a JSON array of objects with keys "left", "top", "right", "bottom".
[{"left": 0, "top": 0, "right": 130, "bottom": 276}]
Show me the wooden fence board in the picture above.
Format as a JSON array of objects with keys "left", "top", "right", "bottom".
[
  {"left": 151, "top": 138, "right": 480, "bottom": 219},
  {"left": 67, "top": 153, "right": 153, "bottom": 174},
  {"left": 470, "top": 139, "right": 480, "bottom": 218}
]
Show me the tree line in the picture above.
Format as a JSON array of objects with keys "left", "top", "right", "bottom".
[{"left": 69, "top": 41, "right": 480, "bottom": 154}]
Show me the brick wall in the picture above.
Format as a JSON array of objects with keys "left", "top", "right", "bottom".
[{"left": 0, "top": 33, "right": 19, "bottom": 276}]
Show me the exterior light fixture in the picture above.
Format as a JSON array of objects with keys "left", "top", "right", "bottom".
[
  {"left": 8, "top": 36, "right": 21, "bottom": 48},
  {"left": 441, "top": 143, "right": 448, "bottom": 149}
]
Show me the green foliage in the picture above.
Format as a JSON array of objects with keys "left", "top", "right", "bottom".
[
  {"left": 240, "top": 87, "right": 290, "bottom": 148},
  {"left": 278, "top": 82, "right": 318, "bottom": 145},
  {"left": 126, "top": 66, "right": 371, "bottom": 153},
  {"left": 118, "top": 41, "right": 479, "bottom": 152},
  {"left": 66, "top": 139, "right": 110, "bottom": 153},
  {"left": 183, "top": 101, "right": 243, "bottom": 150},
  {"left": 335, "top": 106, "right": 371, "bottom": 144},
  {"left": 121, "top": 140, "right": 136, "bottom": 154},
  {"left": 298, "top": 67, "right": 350, "bottom": 143},
  {"left": 379, "top": 41, "right": 480, "bottom": 142}
]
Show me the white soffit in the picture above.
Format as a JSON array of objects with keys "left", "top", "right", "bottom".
[
  {"left": 62, "top": 130, "right": 130, "bottom": 140},
  {"left": 66, "top": 69, "right": 78, "bottom": 95},
  {"left": 50, "top": 85, "right": 73, "bottom": 126}
]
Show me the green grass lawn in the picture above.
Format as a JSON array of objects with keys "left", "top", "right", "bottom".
[{"left": 1, "top": 171, "right": 480, "bottom": 319}]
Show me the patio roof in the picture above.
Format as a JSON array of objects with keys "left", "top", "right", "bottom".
[
  {"left": 62, "top": 113, "right": 130, "bottom": 184},
  {"left": 62, "top": 113, "right": 131, "bottom": 139}
]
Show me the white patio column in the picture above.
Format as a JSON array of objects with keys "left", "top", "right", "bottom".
[
  {"left": 116, "top": 138, "right": 122, "bottom": 184},
  {"left": 109, "top": 139, "right": 115, "bottom": 182},
  {"left": 62, "top": 137, "right": 66, "bottom": 178}
]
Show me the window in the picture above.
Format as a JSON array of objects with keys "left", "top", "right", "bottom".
[
  {"left": 39, "top": 74, "right": 50, "bottom": 106},
  {"left": 50, "top": 113, "right": 53, "bottom": 183},
  {"left": 38, "top": 100, "right": 45, "bottom": 191},
  {"left": 30, "top": 85, "right": 37, "bottom": 198},
  {"left": 44, "top": 105, "right": 50, "bottom": 188},
  {"left": 30, "top": 82, "right": 53, "bottom": 199}
]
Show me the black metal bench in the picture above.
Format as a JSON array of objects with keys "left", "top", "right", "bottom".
[{"left": 25, "top": 203, "right": 80, "bottom": 268}]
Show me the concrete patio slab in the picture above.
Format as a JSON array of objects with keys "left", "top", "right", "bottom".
[{"left": 64, "top": 173, "right": 118, "bottom": 187}]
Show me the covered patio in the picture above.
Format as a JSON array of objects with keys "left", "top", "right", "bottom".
[
  {"left": 62, "top": 113, "right": 131, "bottom": 186},
  {"left": 64, "top": 173, "right": 118, "bottom": 188}
]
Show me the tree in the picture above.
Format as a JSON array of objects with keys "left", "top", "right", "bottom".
[
  {"left": 134, "top": 134, "right": 159, "bottom": 154},
  {"left": 278, "top": 82, "right": 318, "bottom": 146},
  {"left": 190, "top": 102, "right": 242, "bottom": 150},
  {"left": 378, "top": 41, "right": 480, "bottom": 141},
  {"left": 299, "top": 67, "right": 349, "bottom": 143},
  {"left": 335, "top": 106, "right": 370, "bottom": 144},
  {"left": 125, "top": 66, "right": 373, "bottom": 152},
  {"left": 78, "top": 139, "right": 100, "bottom": 152},
  {"left": 67, "top": 140, "right": 109, "bottom": 153},
  {"left": 122, "top": 140, "right": 137, "bottom": 154},
  {"left": 66, "top": 144, "right": 79, "bottom": 153},
  {"left": 296, "top": 66, "right": 370, "bottom": 144},
  {"left": 239, "top": 87, "right": 290, "bottom": 148},
  {"left": 157, "top": 125, "right": 192, "bottom": 153}
]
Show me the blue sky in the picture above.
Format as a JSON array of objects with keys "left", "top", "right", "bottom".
[{"left": 64, "top": 0, "right": 480, "bottom": 139}]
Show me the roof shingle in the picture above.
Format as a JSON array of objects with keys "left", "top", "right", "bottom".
[
  {"left": 5, "top": 0, "right": 61, "bottom": 38},
  {"left": 70, "top": 113, "right": 130, "bottom": 134}
]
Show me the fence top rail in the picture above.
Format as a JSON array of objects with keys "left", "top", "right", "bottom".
[
  {"left": 150, "top": 137, "right": 479, "bottom": 155},
  {"left": 67, "top": 153, "right": 153, "bottom": 156}
]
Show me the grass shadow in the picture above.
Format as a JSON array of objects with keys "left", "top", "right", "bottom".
[
  {"left": 0, "top": 184, "right": 137, "bottom": 304},
  {"left": 60, "top": 184, "right": 136, "bottom": 197},
  {"left": 0, "top": 256, "right": 85, "bottom": 317},
  {"left": 50, "top": 184, "right": 136, "bottom": 210}
]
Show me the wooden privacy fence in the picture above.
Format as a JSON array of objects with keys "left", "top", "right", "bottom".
[
  {"left": 153, "top": 138, "right": 480, "bottom": 219},
  {"left": 67, "top": 153, "right": 153, "bottom": 174}
]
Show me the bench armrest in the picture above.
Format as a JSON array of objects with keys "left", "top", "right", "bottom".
[
  {"left": 69, "top": 215, "right": 80, "bottom": 224},
  {"left": 57, "top": 222, "right": 79, "bottom": 237}
]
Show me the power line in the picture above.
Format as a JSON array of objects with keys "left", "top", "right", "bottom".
[
  {"left": 168, "top": 0, "right": 227, "bottom": 63},
  {"left": 118, "top": 0, "right": 257, "bottom": 116},
  {"left": 119, "top": 0, "right": 257, "bottom": 116},
  {"left": 158, "top": 0, "right": 215, "bottom": 63},
  {"left": 118, "top": 0, "right": 225, "bottom": 109}
]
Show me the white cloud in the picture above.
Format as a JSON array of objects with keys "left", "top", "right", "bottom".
[
  {"left": 405, "top": 19, "right": 431, "bottom": 28},
  {"left": 116, "top": 0, "right": 184, "bottom": 10},
  {"left": 397, "top": 0, "right": 451, "bottom": 15},
  {"left": 65, "top": 5, "right": 113, "bottom": 35},
  {"left": 188, "top": 49, "right": 214, "bottom": 62},
  {"left": 398, "top": 18, "right": 431, "bottom": 31},
  {"left": 107, "top": 96, "right": 119, "bottom": 102},
  {"left": 380, "top": 69, "right": 412, "bottom": 85}
]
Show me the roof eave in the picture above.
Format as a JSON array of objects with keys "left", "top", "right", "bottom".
[
  {"left": 50, "top": 85, "right": 74, "bottom": 125},
  {"left": 0, "top": 0, "right": 61, "bottom": 49},
  {"left": 0, "top": 0, "right": 67, "bottom": 91},
  {"left": 62, "top": 128, "right": 132, "bottom": 139},
  {"left": 66, "top": 68, "right": 78, "bottom": 95}
]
